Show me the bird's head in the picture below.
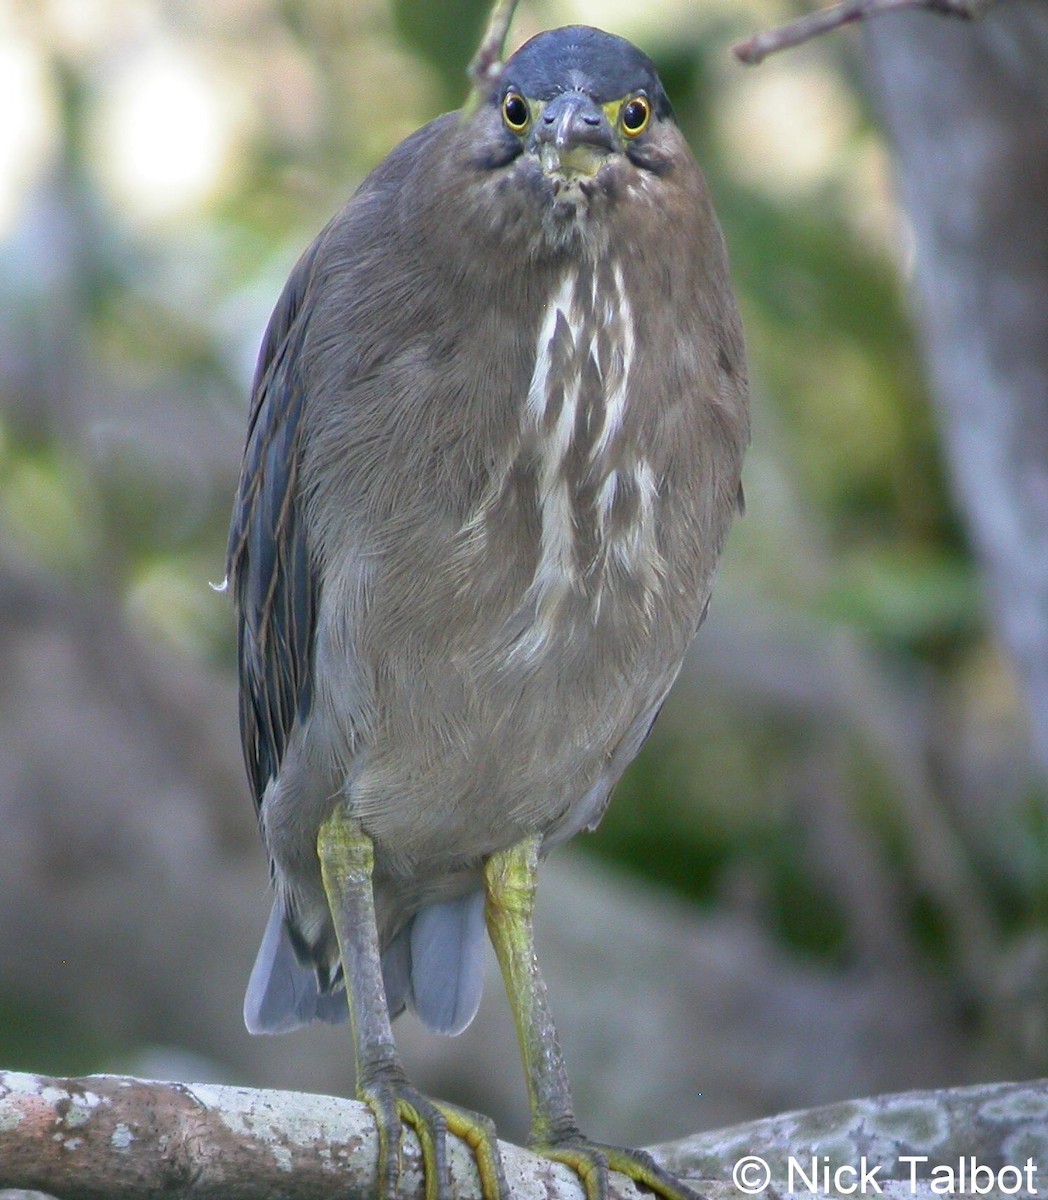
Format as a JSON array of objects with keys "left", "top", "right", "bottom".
[
  {"left": 452, "top": 25, "right": 690, "bottom": 254},
  {"left": 491, "top": 26, "right": 673, "bottom": 181}
]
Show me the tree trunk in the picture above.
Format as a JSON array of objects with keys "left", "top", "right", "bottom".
[{"left": 863, "top": 0, "right": 1048, "bottom": 772}]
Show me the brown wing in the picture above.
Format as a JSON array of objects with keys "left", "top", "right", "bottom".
[{"left": 226, "top": 239, "right": 324, "bottom": 809}]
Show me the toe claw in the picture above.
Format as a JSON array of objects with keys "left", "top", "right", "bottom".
[
  {"left": 534, "top": 1139, "right": 611, "bottom": 1200},
  {"left": 359, "top": 1081, "right": 507, "bottom": 1200},
  {"left": 537, "top": 1137, "right": 705, "bottom": 1200},
  {"left": 360, "top": 1085, "right": 405, "bottom": 1200},
  {"left": 439, "top": 1102, "right": 510, "bottom": 1200},
  {"left": 602, "top": 1144, "right": 705, "bottom": 1200},
  {"left": 396, "top": 1089, "right": 451, "bottom": 1200}
]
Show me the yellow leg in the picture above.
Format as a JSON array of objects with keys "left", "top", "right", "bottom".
[
  {"left": 484, "top": 836, "right": 706, "bottom": 1200},
  {"left": 318, "top": 807, "right": 507, "bottom": 1200}
]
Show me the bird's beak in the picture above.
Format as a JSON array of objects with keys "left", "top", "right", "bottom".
[{"left": 528, "top": 92, "right": 618, "bottom": 180}]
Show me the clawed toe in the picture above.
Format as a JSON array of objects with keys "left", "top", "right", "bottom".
[
  {"left": 535, "top": 1135, "right": 706, "bottom": 1200},
  {"left": 362, "top": 1080, "right": 449, "bottom": 1200},
  {"left": 438, "top": 1101, "right": 510, "bottom": 1199},
  {"left": 361, "top": 1081, "right": 508, "bottom": 1200}
]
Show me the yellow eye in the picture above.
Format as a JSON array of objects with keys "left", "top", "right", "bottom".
[
  {"left": 502, "top": 91, "right": 530, "bottom": 133},
  {"left": 620, "top": 95, "right": 651, "bottom": 137}
]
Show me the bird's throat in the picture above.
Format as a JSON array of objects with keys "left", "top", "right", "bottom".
[{"left": 537, "top": 142, "right": 608, "bottom": 181}]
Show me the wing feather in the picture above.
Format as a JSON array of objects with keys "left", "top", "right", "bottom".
[{"left": 227, "top": 240, "right": 323, "bottom": 808}]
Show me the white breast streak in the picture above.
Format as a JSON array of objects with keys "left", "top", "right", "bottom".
[
  {"left": 527, "top": 272, "right": 584, "bottom": 615},
  {"left": 611, "top": 459, "right": 664, "bottom": 584},
  {"left": 594, "top": 264, "right": 637, "bottom": 545},
  {"left": 592, "top": 262, "right": 634, "bottom": 465},
  {"left": 595, "top": 468, "right": 619, "bottom": 533},
  {"left": 512, "top": 264, "right": 662, "bottom": 653},
  {"left": 525, "top": 273, "right": 575, "bottom": 424}
]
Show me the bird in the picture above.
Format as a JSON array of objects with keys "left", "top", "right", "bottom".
[{"left": 227, "top": 22, "right": 748, "bottom": 1200}]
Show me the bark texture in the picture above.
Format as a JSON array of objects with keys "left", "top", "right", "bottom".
[{"left": 1, "top": 1072, "right": 1046, "bottom": 1199}]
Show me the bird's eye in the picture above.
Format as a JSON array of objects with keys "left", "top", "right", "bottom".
[
  {"left": 502, "top": 91, "right": 530, "bottom": 133},
  {"left": 621, "top": 96, "right": 651, "bottom": 137}
]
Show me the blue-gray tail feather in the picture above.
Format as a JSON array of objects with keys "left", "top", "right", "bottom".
[
  {"left": 244, "top": 890, "right": 486, "bottom": 1037},
  {"left": 243, "top": 898, "right": 348, "bottom": 1034},
  {"left": 406, "top": 890, "right": 487, "bottom": 1035}
]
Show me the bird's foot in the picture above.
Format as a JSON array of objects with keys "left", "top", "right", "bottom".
[
  {"left": 361, "top": 1077, "right": 509, "bottom": 1200},
  {"left": 534, "top": 1134, "right": 706, "bottom": 1200}
]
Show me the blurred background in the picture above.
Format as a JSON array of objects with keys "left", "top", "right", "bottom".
[{"left": 1, "top": 0, "right": 1047, "bottom": 1152}]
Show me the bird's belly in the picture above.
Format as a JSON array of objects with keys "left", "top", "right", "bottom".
[
  {"left": 333, "top": 260, "right": 710, "bottom": 884},
  {"left": 348, "top": 565, "right": 690, "bottom": 889}
]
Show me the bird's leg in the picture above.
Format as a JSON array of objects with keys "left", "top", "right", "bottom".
[
  {"left": 317, "top": 809, "right": 445, "bottom": 1199},
  {"left": 484, "top": 836, "right": 705, "bottom": 1200},
  {"left": 318, "top": 807, "right": 507, "bottom": 1200}
]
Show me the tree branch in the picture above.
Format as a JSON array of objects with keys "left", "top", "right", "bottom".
[
  {"left": 467, "top": 0, "right": 520, "bottom": 106},
  {"left": 2, "top": 1071, "right": 1045, "bottom": 1199},
  {"left": 733, "top": 0, "right": 994, "bottom": 65}
]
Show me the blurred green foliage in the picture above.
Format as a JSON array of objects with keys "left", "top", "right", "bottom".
[{"left": 392, "top": 0, "right": 492, "bottom": 100}]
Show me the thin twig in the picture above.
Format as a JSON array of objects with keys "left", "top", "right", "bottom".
[
  {"left": 733, "top": 0, "right": 993, "bottom": 65},
  {"left": 467, "top": 0, "right": 520, "bottom": 104}
]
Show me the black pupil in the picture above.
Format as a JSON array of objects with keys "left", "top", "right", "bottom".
[
  {"left": 504, "top": 94, "right": 527, "bottom": 128},
  {"left": 624, "top": 100, "right": 647, "bottom": 130}
]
